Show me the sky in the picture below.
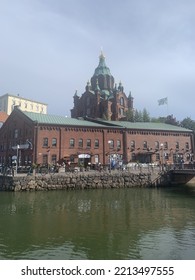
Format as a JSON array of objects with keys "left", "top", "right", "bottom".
[{"left": 0, "top": 0, "right": 195, "bottom": 121}]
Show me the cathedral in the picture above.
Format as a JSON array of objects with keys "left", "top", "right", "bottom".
[{"left": 71, "top": 52, "right": 134, "bottom": 121}]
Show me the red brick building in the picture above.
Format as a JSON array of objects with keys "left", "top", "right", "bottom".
[
  {"left": 0, "top": 107, "right": 193, "bottom": 169},
  {"left": 71, "top": 52, "right": 134, "bottom": 121}
]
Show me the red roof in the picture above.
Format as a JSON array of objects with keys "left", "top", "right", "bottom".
[{"left": 0, "top": 111, "right": 9, "bottom": 123}]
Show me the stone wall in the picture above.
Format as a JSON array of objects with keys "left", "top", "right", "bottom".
[{"left": 0, "top": 172, "right": 152, "bottom": 191}]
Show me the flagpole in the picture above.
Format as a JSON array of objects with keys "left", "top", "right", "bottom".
[{"left": 158, "top": 97, "right": 168, "bottom": 116}]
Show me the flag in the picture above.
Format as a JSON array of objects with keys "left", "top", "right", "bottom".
[{"left": 158, "top": 97, "right": 168, "bottom": 106}]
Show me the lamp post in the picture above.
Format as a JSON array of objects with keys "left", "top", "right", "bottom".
[
  {"left": 16, "top": 144, "right": 19, "bottom": 174},
  {"left": 108, "top": 140, "right": 112, "bottom": 172},
  {"left": 160, "top": 143, "right": 164, "bottom": 171}
]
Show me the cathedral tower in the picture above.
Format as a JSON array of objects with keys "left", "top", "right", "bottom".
[{"left": 71, "top": 52, "right": 134, "bottom": 121}]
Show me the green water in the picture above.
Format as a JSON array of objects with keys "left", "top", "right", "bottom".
[{"left": 0, "top": 186, "right": 195, "bottom": 260}]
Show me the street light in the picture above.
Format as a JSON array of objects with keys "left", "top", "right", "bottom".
[
  {"left": 16, "top": 144, "right": 20, "bottom": 174},
  {"left": 108, "top": 140, "right": 112, "bottom": 172},
  {"left": 160, "top": 143, "right": 164, "bottom": 171}
]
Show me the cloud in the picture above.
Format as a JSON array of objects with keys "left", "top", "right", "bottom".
[{"left": 0, "top": 0, "right": 195, "bottom": 120}]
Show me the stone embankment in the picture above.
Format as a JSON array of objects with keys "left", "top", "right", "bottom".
[{"left": 0, "top": 171, "right": 154, "bottom": 191}]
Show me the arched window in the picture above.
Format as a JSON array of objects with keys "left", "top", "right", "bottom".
[
  {"left": 143, "top": 141, "right": 147, "bottom": 149},
  {"left": 131, "top": 140, "right": 135, "bottom": 149},
  {"left": 51, "top": 154, "right": 57, "bottom": 164},
  {"left": 155, "top": 141, "right": 159, "bottom": 149},
  {"left": 164, "top": 142, "right": 168, "bottom": 149},
  {"left": 86, "top": 139, "right": 91, "bottom": 148},
  {"left": 108, "top": 140, "right": 114, "bottom": 149},
  {"left": 70, "top": 138, "right": 75, "bottom": 148},
  {"left": 117, "top": 140, "right": 121, "bottom": 149},
  {"left": 52, "top": 138, "right": 57, "bottom": 147},
  {"left": 43, "top": 137, "right": 48, "bottom": 147},
  {"left": 95, "top": 139, "right": 99, "bottom": 148},
  {"left": 120, "top": 97, "right": 124, "bottom": 106},
  {"left": 78, "top": 138, "right": 83, "bottom": 148}
]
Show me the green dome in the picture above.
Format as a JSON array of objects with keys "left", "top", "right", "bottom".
[{"left": 94, "top": 52, "right": 112, "bottom": 76}]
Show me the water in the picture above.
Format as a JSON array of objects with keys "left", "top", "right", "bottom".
[{"left": 0, "top": 186, "right": 195, "bottom": 259}]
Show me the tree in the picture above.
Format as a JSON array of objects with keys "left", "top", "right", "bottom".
[
  {"left": 151, "top": 115, "right": 179, "bottom": 125},
  {"left": 165, "top": 115, "right": 179, "bottom": 126},
  {"left": 125, "top": 108, "right": 134, "bottom": 122},
  {"left": 134, "top": 109, "right": 143, "bottom": 122},
  {"left": 150, "top": 117, "right": 162, "bottom": 123},
  {"left": 142, "top": 108, "right": 150, "bottom": 122},
  {"left": 180, "top": 117, "right": 195, "bottom": 131}
]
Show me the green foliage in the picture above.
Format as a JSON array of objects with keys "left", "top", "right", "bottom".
[
  {"left": 180, "top": 117, "right": 195, "bottom": 131},
  {"left": 134, "top": 110, "right": 143, "bottom": 122},
  {"left": 125, "top": 107, "right": 195, "bottom": 132},
  {"left": 125, "top": 108, "right": 151, "bottom": 122},
  {"left": 150, "top": 117, "right": 162, "bottom": 123},
  {"left": 142, "top": 108, "right": 150, "bottom": 122},
  {"left": 125, "top": 108, "right": 134, "bottom": 121},
  {"left": 151, "top": 115, "right": 179, "bottom": 126}
]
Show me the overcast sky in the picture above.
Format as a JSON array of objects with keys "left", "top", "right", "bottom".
[{"left": 0, "top": 0, "right": 195, "bottom": 121}]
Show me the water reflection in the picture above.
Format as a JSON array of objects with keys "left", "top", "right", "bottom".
[{"left": 0, "top": 186, "right": 195, "bottom": 259}]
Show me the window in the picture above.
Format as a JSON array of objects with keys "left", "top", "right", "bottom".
[
  {"left": 131, "top": 140, "right": 135, "bottom": 149},
  {"left": 52, "top": 138, "right": 57, "bottom": 147},
  {"left": 95, "top": 139, "right": 99, "bottom": 148},
  {"left": 108, "top": 140, "right": 114, "bottom": 149},
  {"left": 70, "top": 138, "right": 75, "bottom": 148},
  {"left": 120, "top": 97, "right": 124, "bottom": 106},
  {"left": 176, "top": 141, "right": 179, "bottom": 149},
  {"left": 164, "top": 153, "right": 169, "bottom": 160},
  {"left": 86, "top": 139, "right": 91, "bottom": 148},
  {"left": 42, "top": 154, "right": 48, "bottom": 165},
  {"left": 51, "top": 154, "right": 57, "bottom": 164},
  {"left": 12, "top": 100, "right": 16, "bottom": 111},
  {"left": 143, "top": 141, "right": 147, "bottom": 149},
  {"left": 156, "top": 153, "right": 160, "bottom": 161},
  {"left": 186, "top": 153, "right": 190, "bottom": 161},
  {"left": 117, "top": 140, "right": 121, "bottom": 149},
  {"left": 14, "top": 129, "right": 18, "bottom": 139},
  {"left": 78, "top": 138, "right": 83, "bottom": 148},
  {"left": 70, "top": 154, "right": 75, "bottom": 163},
  {"left": 164, "top": 142, "right": 168, "bottom": 149},
  {"left": 94, "top": 154, "right": 99, "bottom": 164},
  {"left": 43, "top": 137, "right": 48, "bottom": 147},
  {"left": 119, "top": 108, "right": 124, "bottom": 116},
  {"left": 185, "top": 142, "right": 189, "bottom": 150},
  {"left": 155, "top": 141, "right": 159, "bottom": 149},
  {"left": 131, "top": 153, "right": 136, "bottom": 161}
]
